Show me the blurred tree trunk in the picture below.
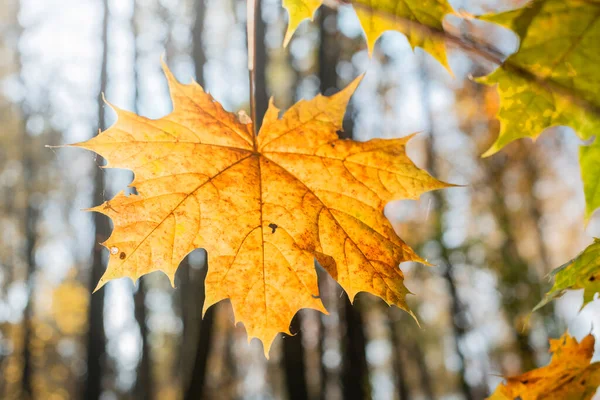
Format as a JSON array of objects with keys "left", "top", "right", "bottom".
[
  {"left": 486, "top": 145, "right": 549, "bottom": 372},
  {"left": 388, "top": 320, "right": 410, "bottom": 400},
  {"left": 134, "top": 282, "right": 152, "bottom": 400},
  {"left": 522, "top": 151, "right": 560, "bottom": 340},
  {"left": 17, "top": 0, "right": 38, "bottom": 395},
  {"left": 20, "top": 121, "right": 38, "bottom": 400},
  {"left": 410, "top": 335, "right": 435, "bottom": 399},
  {"left": 341, "top": 294, "right": 370, "bottom": 400},
  {"left": 318, "top": 8, "right": 339, "bottom": 97},
  {"left": 254, "top": 0, "right": 268, "bottom": 128},
  {"left": 420, "top": 56, "right": 475, "bottom": 400},
  {"left": 84, "top": 0, "right": 110, "bottom": 398},
  {"left": 183, "top": 1, "right": 215, "bottom": 398},
  {"left": 131, "top": 4, "right": 153, "bottom": 400},
  {"left": 192, "top": 0, "right": 207, "bottom": 87},
  {"left": 283, "top": 316, "right": 309, "bottom": 400},
  {"left": 389, "top": 314, "right": 435, "bottom": 399}
]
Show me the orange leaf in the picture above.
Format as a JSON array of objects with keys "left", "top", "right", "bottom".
[
  {"left": 489, "top": 333, "right": 600, "bottom": 400},
  {"left": 71, "top": 63, "right": 449, "bottom": 356}
]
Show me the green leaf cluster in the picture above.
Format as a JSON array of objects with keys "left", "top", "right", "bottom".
[{"left": 476, "top": 0, "right": 600, "bottom": 311}]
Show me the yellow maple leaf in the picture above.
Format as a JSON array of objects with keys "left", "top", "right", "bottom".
[
  {"left": 70, "top": 63, "right": 448, "bottom": 355},
  {"left": 283, "top": 0, "right": 454, "bottom": 69},
  {"left": 488, "top": 333, "right": 600, "bottom": 400}
]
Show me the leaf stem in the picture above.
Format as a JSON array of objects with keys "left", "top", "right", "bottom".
[{"left": 247, "top": 0, "right": 259, "bottom": 136}]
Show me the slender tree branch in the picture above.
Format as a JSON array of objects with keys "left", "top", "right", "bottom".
[
  {"left": 247, "top": 0, "right": 259, "bottom": 137},
  {"left": 328, "top": 0, "right": 600, "bottom": 118}
]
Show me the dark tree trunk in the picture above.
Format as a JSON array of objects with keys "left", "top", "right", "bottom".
[
  {"left": 341, "top": 294, "right": 370, "bottom": 400},
  {"left": 129, "top": 4, "right": 154, "bottom": 399},
  {"left": 283, "top": 316, "right": 309, "bottom": 400},
  {"left": 318, "top": 8, "right": 339, "bottom": 97},
  {"left": 192, "top": 0, "right": 207, "bottom": 86},
  {"left": 83, "top": 0, "right": 110, "bottom": 398},
  {"left": 183, "top": 2, "right": 215, "bottom": 398},
  {"left": 487, "top": 147, "right": 543, "bottom": 373},
  {"left": 411, "top": 337, "right": 435, "bottom": 400},
  {"left": 21, "top": 152, "right": 37, "bottom": 400},
  {"left": 134, "top": 281, "right": 152, "bottom": 400},
  {"left": 183, "top": 267, "right": 215, "bottom": 400},
  {"left": 18, "top": 2, "right": 37, "bottom": 395},
  {"left": 253, "top": 0, "right": 268, "bottom": 128},
  {"left": 388, "top": 320, "right": 410, "bottom": 400},
  {"left": 441, "top": 261, "right": 473, "bottom": 400}
]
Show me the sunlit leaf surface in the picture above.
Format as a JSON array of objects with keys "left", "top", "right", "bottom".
[{"left": 71, "top": 63, "right": 448, "bottom": 355}]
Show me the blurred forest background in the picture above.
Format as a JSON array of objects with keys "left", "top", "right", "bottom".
[{"left": 0, "top": 0, "right": 599, "bottom": 399}]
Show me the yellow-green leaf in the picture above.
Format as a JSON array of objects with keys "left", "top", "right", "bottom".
[
  {"left": 580, "top": 139, "right": 600, "bottom": 222},
  {"left": 282, "top": 0, "right": 454, "bottom": 69},
  {"left": 478, "top": 0, "right": 600, "bottom": 157},
  {"left": 534, "top": 239, "right": 600, "bottom": 312}
]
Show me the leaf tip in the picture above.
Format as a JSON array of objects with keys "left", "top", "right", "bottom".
[
  {"left": 167, "top": 273, "right": 177, "bottom": 289},
  {"left": 93, "top": 278, "right": 108, "bottom": 293},
  {"left": 442, "top": 181, "right": 467, "bottom": 190},
  {"left": 583, "top": 209, "right": 597, "bottom": 227},
  {"left": 160, "top": 57, "right": 180, "bottom": 89},
  {"left": 408, "top": 309, "right": 421, "bottom": 329},
  {"left": 283, "top": 28, "right": 293, "bottom": 48},
  {"left": 481, "top": 143, "right": 501, "bottom": 158}
]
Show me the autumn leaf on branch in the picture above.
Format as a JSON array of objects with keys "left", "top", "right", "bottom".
[
  {"left": 488, "top": 333, "right": 600, "bottom": 400},
  {"left": 478, "top": 0, "right": 600, "bottom": 156},
  {"left": 477, "top": 0, "right": 600, "bottom": 221},
  {"left": 69, "top": 62, "right": 449, "bottom": 356},
  {"left": 534, "top": 238, "right": 600, "bottom": 312},
  {"left": 283, "top": 0, "right": 455, "bottom": 69}
]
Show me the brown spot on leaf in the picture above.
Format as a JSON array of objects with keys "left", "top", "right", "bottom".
[
  {"left": 268, "top": 223, "right": 278, "bottom": 234},
  {"left": 119, "top": 252, "right": 126, "bottom": 260}
]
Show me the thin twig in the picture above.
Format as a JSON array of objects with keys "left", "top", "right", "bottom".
[
  {"left": 330, "top": 0, "right": 600, "bottom": 118},
  {"left": 247, "top": 0, "right": 259, "bottom": 137}
]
